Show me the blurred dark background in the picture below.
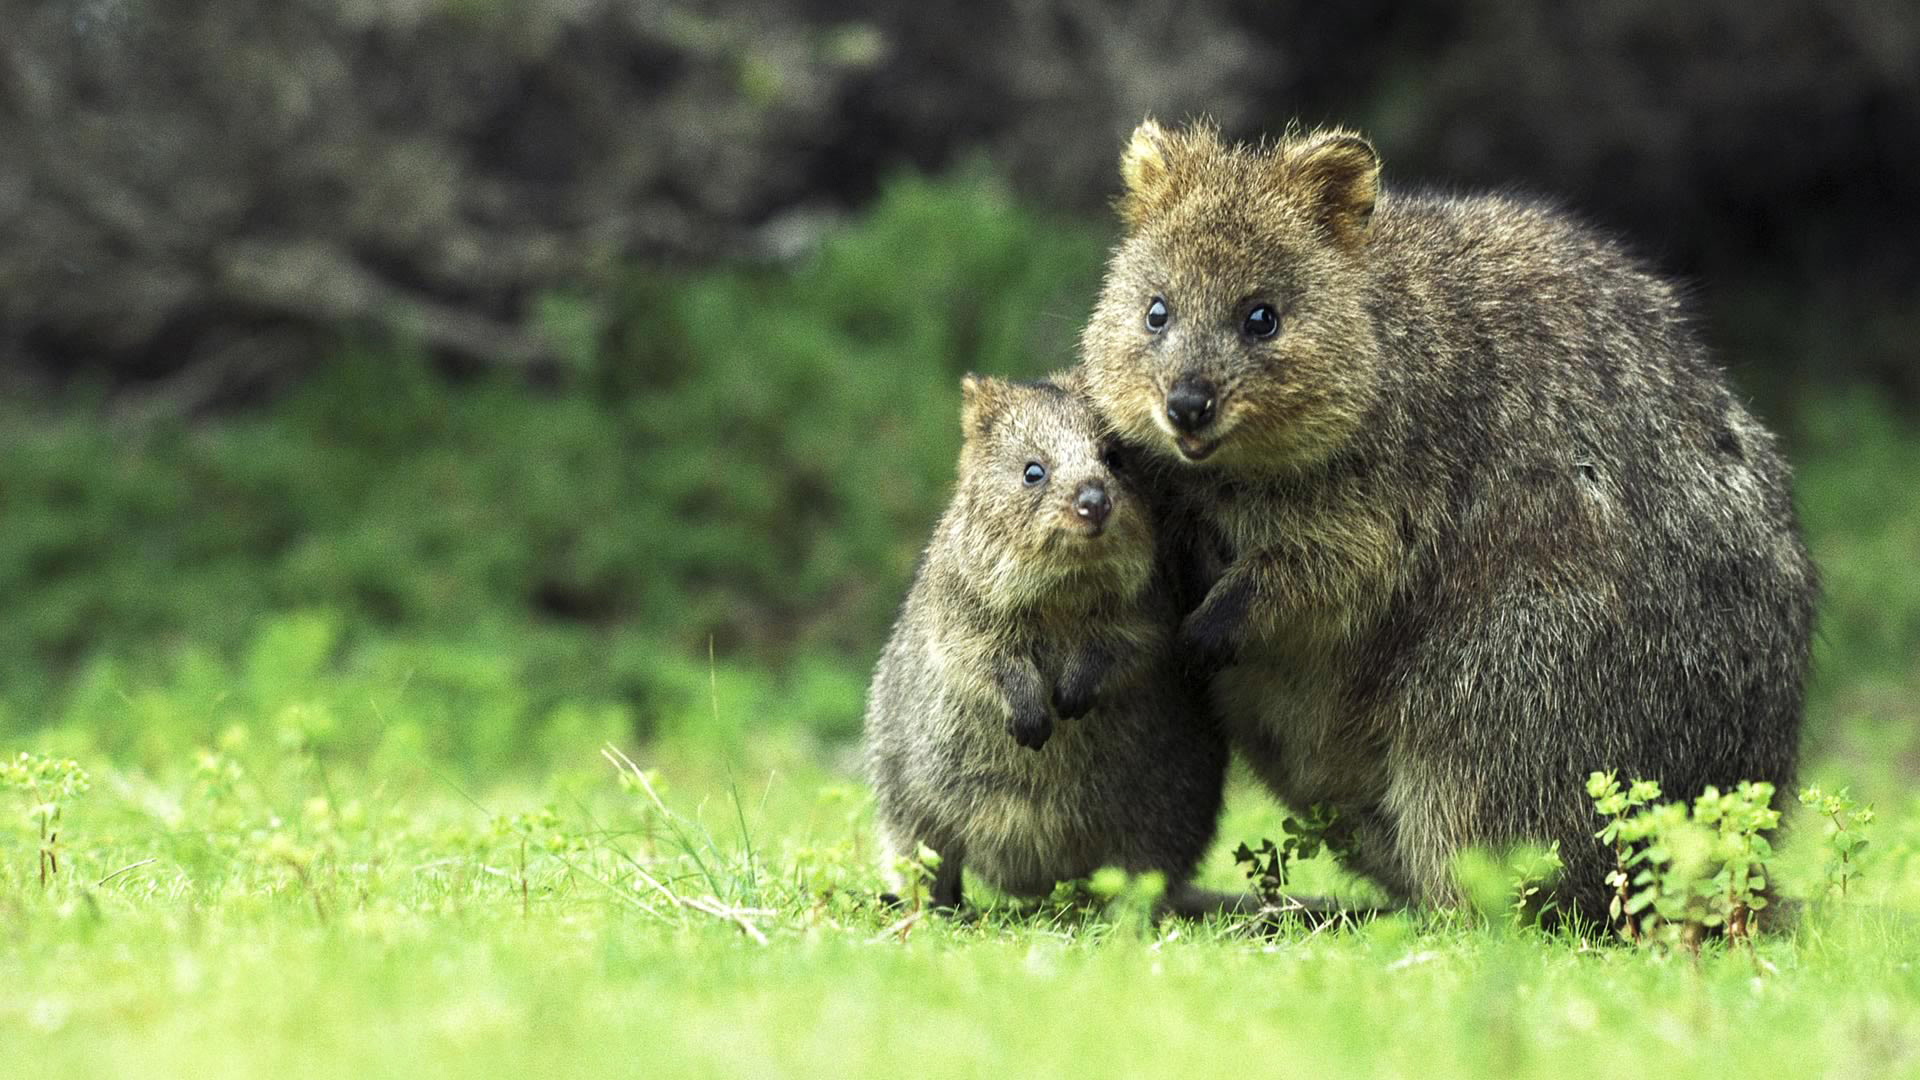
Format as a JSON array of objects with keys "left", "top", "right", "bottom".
[
  {"left": 2, "top": 0, "right": 1915, "bottom": 780},
  {"left": 6, "top": 0, "right": 1918, "bottom": 400}
]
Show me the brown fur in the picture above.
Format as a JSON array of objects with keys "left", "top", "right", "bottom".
[
  {"left": 1078, "top": 120, "right": 1816, "bottom": 922},
  {"left": 863, "top": 373, "right": 1229, "bottom": 911}
]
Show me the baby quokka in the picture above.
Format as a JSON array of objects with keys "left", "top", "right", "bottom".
[{"left": 863, "top": 373, "right": 1226, "bottom": 913}]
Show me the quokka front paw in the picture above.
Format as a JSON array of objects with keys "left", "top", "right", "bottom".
[{"left": 1179, "top": 586, "right": 1251, "bottom": 670}]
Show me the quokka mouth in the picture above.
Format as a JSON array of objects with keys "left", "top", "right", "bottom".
[
  {"left": 1047, "top": 515, "right": 1144, "bottom": 560},
  {"left": 1175, "top": 434, "right": 1221, "bottom": 462},
  {"left": 1055, "top": 515, "right": 1111, "bottom": 542}
]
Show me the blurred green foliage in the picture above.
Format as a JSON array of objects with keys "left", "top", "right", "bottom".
[
  {"left": 1792, "top": 391, "right": 1920, "bottom": 782},
  {"left": 1, "top": 174, "right": 1915, "bottom": 791},
  {"left": 0, "top": 174, "right": 1105, "bottom": 772}
]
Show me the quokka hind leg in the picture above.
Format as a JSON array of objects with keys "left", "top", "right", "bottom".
[
  {"left": 1379, "top": 757, "right": 1487, "bottom": 912},
  {"left": 928, "top": 854, "right": 964, "bottom": 911},
  {"left": 1381, "top": 749, "right": 1616, "bottom": 924}
]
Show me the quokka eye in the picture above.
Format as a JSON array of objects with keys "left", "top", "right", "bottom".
[
  {"left": 1023, "top": 462, "right": 1047, "bottom": 486},
  {"left": 1243, "top": 304, "right": 1280, "bottom": 339},
  {"left": 1145, "top": 297, "right": 1169, "bottom": 332}
]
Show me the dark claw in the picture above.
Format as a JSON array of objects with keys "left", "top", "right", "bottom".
[
  {"left": 1051, "top": 680, "right": 1098, "bottom": 721},
  {"left": 1178, "top": 605, "right": 1242, "bottom": 671},
  {"left": 1007, "top": 709, "right": 1053, "bottom": 751}
]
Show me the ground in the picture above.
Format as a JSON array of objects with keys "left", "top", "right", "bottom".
[{"left": 5, "top": 731, "right": 1920, "bottom": 1079}]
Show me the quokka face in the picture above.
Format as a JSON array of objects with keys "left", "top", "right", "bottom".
[
  {"left": 955, "top": 374, "right": 1153, "bottom": 607},
  {"left": 1079, "top": 120, "right": 1387, "bottom": 472}
]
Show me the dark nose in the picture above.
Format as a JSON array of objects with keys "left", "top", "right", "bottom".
[
  {"left": 1074, "top": 482, "right": 1111, "bottom": 528},
  {"left": 1165, "top": 376, "right": 1217, "bottom": 433}
]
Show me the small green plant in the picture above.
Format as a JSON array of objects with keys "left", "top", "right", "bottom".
[
  {"left": 193, "top": 744, "right": 248, "bottom": 806},
  {"left": 1592, "top": 774, "right": 1782, "bottom": 956},
  {"left": 1086, "top": 867, "right": 1168, "bottom": 938},
  {"left": 1615, "top": 800, "right": 1713, "bottom": 953},
  {"left": 887, "top": 844, "right": 943, "bottom": 914},
  {"left": 1233, "top": 839, "right": 1288, "bottom": 905},
  {"left": 1453, "top": 841, "right": 1563, "bottom": 931},
  {"left": 487, "top": 805, "right": 584, "bottom": 918},
  {"left": 1799, "top": 784, "right": 1874, "bottom": 900},
  {"left": 1234, "top": 804, "right": 1340, "bottom": 908},
  {"left": 1508, "top": 841, "right": 1565, "bottom": 923},
  {"left": 1694, "top": 781, "right": 1781, "bottom": 945},
  {"left": 1588, "top": 771, "right": 1663, "bottom": 941},
  {"left": 2, "top": 751, "right": 92, "bottom": 886}
]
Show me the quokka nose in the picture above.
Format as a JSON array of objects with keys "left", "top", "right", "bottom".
[
  {"left": 1165, "top": 376, "right": 1217, "bottom": 433},
  {"left": 1074, "top": 482, "right": 1112, "bottom": 527}
]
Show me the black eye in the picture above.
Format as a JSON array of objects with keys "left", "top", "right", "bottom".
[
  {"left": 1023, "top": 462, "right": 1047, "bottom": 486},
  {"left": 1243, "top": 304, "right": 1279, "bottom": 339},
  {"left": 1100, "top": 442, "right": 1127, "bottom": 472},
  {"left": 1145, "top": 297, "right": 1169, "bottom": 333}
]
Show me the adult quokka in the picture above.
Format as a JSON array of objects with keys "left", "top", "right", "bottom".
[{"left": 1077, "top": 120, "right": 1816, "bottom": 923}]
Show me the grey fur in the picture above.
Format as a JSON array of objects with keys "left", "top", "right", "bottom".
[
  {"left": 863, "top": 374, "right": 1229, "bottom": 911},
  {"left": 1078, "top": 122, "right": 1817, "bottom": 923}
]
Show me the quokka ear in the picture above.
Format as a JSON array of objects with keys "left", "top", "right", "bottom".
[
  {"left": 1119, "top": 119, "right": 1173, "bottom": 205},
  {"left": 960, "top": 373, "right": 1010, "bottom": 438},
  {"left": 1287, "top": 131, "right": 1381, "bottom": 249},
  {"left": 1116, "top": 118, "right": 1219, "bottom": 230}
]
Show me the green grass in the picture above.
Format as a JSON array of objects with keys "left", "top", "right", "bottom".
[
  {"left": 7, "top": 736, "right": 1920, "bottom": 1079},
  {"left": 5, "top": 176, "right": 1920, "bottom": 1076}
]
